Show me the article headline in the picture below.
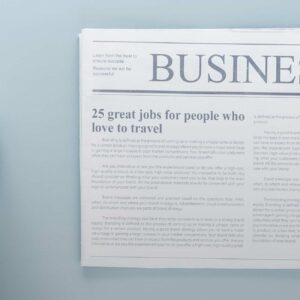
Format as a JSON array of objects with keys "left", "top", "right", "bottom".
[{"left": 91, "top": 108, "right": 245, "bottom": 134}]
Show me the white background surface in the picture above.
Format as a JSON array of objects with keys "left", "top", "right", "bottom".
[{"left": 1, "top": 0, "right": 300, "bottom": 299}]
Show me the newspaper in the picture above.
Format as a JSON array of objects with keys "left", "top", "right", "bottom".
[{"left": 80, "top": 29, "right": 300, "bottom": 268}]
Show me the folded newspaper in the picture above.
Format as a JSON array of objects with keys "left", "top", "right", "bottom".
[{"left": 80, "top": 29, "right": 300, "bottom": 268}]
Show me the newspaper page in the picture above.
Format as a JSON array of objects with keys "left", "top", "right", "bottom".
[{"left": 80, "top": 29, "right": 300, "bottom": 268}]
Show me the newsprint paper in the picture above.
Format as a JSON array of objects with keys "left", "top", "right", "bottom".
[{"left": 80, "top": 29, "right": 300, "bottom": 268}]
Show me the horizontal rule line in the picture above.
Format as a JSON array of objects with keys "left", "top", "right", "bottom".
[
  {"left": 92, "top": 41, "right": 300, "bottom": 46},
  {"left": 92, "top": 89, "right": 300, "bottom": 96},
  {"left": 90, "top": 255, "right": 300, "bottom": 261}
]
